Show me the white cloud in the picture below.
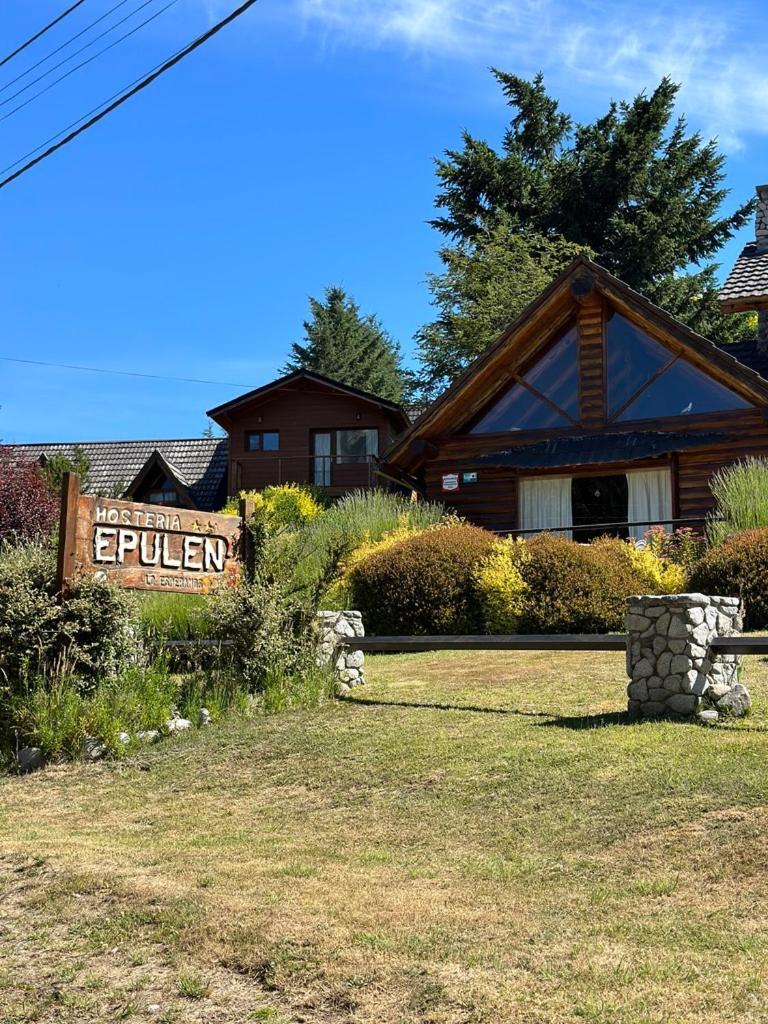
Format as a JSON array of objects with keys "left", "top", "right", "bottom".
[{"left": 292, "top": 0, "right": 768, "bottom": 145}]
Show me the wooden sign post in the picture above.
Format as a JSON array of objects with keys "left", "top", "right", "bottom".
[{"left": 56, "top": 473, "right": 248, "bottom": 594}]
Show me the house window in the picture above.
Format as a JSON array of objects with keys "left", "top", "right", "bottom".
[
  {"left": 519, "top": 468, "right": 672, "bottom": 543},
  {"left": 246, "top": 431, "right": 280, "bottom": 452},
  {"left": 606, "top": 310, "right": 751, "bottom": 421},
  {"left": 469, "top": 322, "right": 579, "bottom": 433},
  {"left": 146, "top": 476, "right": 179, "bottom": 506},
  {"left": 336, "top": 429, "right": 378, "bottom": 463}
]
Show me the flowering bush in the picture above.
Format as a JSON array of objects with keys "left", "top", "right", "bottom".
[
  {"left": 474, "top": 539, "right": 529, "bottom": 633},
  {"left": 221, "top": 483, "right": 324, "bottom": 530},
  {"left": 0, "top": 447, "right": 59, "bottom": 544},
  {"left": 644, "top": 526, "right": 706, "bottom": 575}
]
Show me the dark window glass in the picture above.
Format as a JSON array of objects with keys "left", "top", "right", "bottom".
[
  {"left": 470, "top": 382, "right": 570, "bottom": 433},
  {"left": 336, "top": 429, "right": 378, "bottom": 463},
  {"left": 617, "top": 359, "right": 752, "bottom": 421},
  {"left": 571, "top": 474, "right": 629, "bottom": 543},
  {"left": 606, "top": 311, "right": 674, "bottom": 416},
  {"left": 522, "top": 323, "right": 580, "bottom": 419},
  {"left": 246, "top": 431, "right": 279, "bottom": 452}
]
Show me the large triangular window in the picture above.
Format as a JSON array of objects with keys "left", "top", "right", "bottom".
[
  {"left": 606, "top": 310, "right": 751, "bottom": 422},
  {"left": 469, "top": 323, "right": 579, "bottom": 434}
]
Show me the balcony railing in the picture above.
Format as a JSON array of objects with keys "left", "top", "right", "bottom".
[{"left": 235, "top": 453, "right": 377, "bottom": 490}]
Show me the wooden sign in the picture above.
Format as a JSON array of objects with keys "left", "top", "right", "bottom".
[{"left": 57, "top": 474, "right": 250, "bottom": 594}]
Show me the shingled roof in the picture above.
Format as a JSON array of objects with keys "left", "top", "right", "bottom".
[
  {"left": 719, "top": 241, "right": 768, "bottom": 313},
  {"left": 10, "top": 437, "right": 228, "bottom": 511}
]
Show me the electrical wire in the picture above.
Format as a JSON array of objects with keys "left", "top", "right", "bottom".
[
  {"left": 0, "top": 0, "right": 165, "bottom": 108},
  {"left": 0, "top": 0, "right": 260, "bottom": 190},
  {"left": 0, "top": 0, "right": 133, "bottom": 92},
  {"left": 0, "top": 1, "right": 88, "bottom": 69},
  {"left": 0, "top": 355, "right": 256, "bottom": 389},
  {"left": 0, "top": 0, "right": 182, "bottom": 123}
]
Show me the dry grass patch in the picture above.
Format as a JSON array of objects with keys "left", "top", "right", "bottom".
[{"left": 1, "top": 650, "right": 768, "bottom": 1022}]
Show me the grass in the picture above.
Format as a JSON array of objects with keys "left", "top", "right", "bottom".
[{"left": 2, "top": 649, "right": 768, "bottom": 1021}]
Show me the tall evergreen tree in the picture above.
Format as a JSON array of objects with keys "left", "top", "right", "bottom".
[
  {"left": 418, "top": 72, "right": 754, "bottom": 393},
  {"left": 283, "top": 286, "right": 406, "bottom": 404}
]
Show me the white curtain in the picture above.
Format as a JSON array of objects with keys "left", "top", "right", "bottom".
[
  {"left": 519, "top": 476, "right": 573, "bottom": 539},
  {"left": 626, "top": 469, "right": 672, "bottom": 541}
]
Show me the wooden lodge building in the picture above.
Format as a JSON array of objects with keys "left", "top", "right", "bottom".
[
  {"left": 11, "top": 185, "right": 768, "bottom": 537},
  {"left": 381, "top": 185, "right": 768, "bottom": 540}
]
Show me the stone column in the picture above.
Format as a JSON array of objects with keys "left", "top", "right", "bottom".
[
  {"left": 316, "top": 610, "right": 365, "bottom": 695},
  {"left": 626, "top": 594, "right": 749, "bottom": 721}
]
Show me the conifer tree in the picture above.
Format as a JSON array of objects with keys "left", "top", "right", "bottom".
[
  {"left": 284, "top": 286, "right": 406, "bottom": 404},
  {"left": 418, "top": 72, "right": 754, "bottom": 394}
]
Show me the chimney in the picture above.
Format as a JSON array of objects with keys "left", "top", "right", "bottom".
[{"left": 757, "top": 183, "right": 768, "bottom": 255}]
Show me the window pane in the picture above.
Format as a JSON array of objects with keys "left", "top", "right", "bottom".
[
  {"left": 522, "top": 323, "right": 579, "bottom": 419},
  {"left": 246, "top": 433, "right": 260, "bottom": 451},
  {"left": 262, "top": 432, "right": 279, "bottom": 451},
  {"left": 336, "top": 429, "right": 378, "bottom": 463},
  {"left": 617, "top": 359, "right": 752, "bottom": 421},
  {"left": 606, "top": 311, "right": 674, "bottom": 416},
  {"left": 470, "top": 382, "right": 570, "bottom": 433}
]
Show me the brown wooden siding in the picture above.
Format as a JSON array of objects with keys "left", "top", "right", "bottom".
[
  {"left": 220, "top": 379, "right": 403, "bottom": 497},
  {"left": 578, "top": 294, "right": 604, "bottom": 426}
]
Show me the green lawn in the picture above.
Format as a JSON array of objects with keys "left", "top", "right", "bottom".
[{"left": 2, "top": 650, "right": 768, "bottom": 1023}]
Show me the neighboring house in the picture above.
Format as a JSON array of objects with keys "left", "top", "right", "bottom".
[
  {"left": 381, "top": 185, "right": 768, "bottom": 540},
  {"left": 9, "top": 371, "right": 409, "bottom": 509},
  {"left": 206, "top": 369, "right": 410, "bottom": 497},
  {"left": 11, "top": 438, "right": 228, "bottom": 512}
]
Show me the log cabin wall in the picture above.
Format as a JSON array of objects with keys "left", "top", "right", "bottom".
[{"left": 577, "top": 292, "right": 605, "bottom": 426}]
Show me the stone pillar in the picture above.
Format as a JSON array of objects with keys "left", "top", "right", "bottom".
[
  {"left": 316, "top": 610, "right": 365, "bottom": 695},
  {"left": 626, "top": 594, "right": 749, "bottom": 721}
]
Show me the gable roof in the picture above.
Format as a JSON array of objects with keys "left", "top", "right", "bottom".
[
  {"left": 384, "top": 255, "right": 768, "bottom": 471},
  {"left": 10, "top": 437, "right": 228, "bottom": 511},
  {"left": 718, "top": 241, "right": 768, "bottom": 312},
  {"left": 124, "top": 449, "right": 198, "bottom": 509},
  {"left": 206, "top": 369, "right": 409, "bottom": 428}
]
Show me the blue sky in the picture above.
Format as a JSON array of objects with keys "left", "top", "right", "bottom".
[{"left": 1, "top": 0, "right": 766, "bottom": 442}]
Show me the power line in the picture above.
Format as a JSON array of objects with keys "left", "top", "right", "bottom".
[
  {"left": 0, "top": 0, "right": 260, "bottom": 190},
  {"left": 0, "top": 356, "right": 255, "bottom": 389},
  {"left": 0, "top": 0, "right": 182, "bottom": 123},
  {"left": 0, "top": 0, "right": 162, "bottom": 106},
  {"left": 0, "top": 1, "right": 88, "bottom": 69},
  {"left": 0, "top": 0, "right": 133, "bottom": 93}
]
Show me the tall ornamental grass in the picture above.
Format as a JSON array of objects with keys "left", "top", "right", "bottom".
[{"left": 707, "top": 457, "right": 768, "bottom": 545}]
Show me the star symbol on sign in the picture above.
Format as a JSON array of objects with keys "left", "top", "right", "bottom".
[
  {"left": 190, "top": 519, "right": 203, "bottom": 532},
  {"left": 205, "top": 521, "right": 217, "bottom": 534}
]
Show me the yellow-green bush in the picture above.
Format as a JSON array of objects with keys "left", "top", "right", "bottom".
[
  {"left": 221, "top": 484, "right": 324, "bottom": 530},
  {"left": 474, "top": 539, "right": 528, "bottom": 633},
  {"left": 621, "top": 541, "right": 687, "bottom": 593}
]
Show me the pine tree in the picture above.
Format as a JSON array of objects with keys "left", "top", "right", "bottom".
[
  {"left": 419, "top": 72, "right": 754, "bottom": 392},
  {"left": 417, "top": 222, "right": 591, "bottom": 396},
  {"left": 283, "top": 286, "right": 406, "bottom": 403}
]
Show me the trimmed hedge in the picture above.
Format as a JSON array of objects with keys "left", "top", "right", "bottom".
[
  {"left": 690, "top": 528, "right": 768, "bottom": 629},
  {"left": 349, "top": 524, "right": 496, "bottom": 635},
  {"left": 518, "top": 534, "right": 650, "bottom": 634}
]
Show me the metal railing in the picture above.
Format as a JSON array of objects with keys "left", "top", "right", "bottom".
[
  {"left": 235, "top": 453, "right": 377, "bottom": 489},
  {"left": 499, "top": 515, "right": 710, "bottom": 538}
]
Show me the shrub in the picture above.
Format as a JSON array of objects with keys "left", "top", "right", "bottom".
[
  {"left": 349, "top": 524, "right": 496, "bottom": 634},
  {"left": 0, "top": 542, "right": 140, "bottom": 691},
  {"left": 203, "top": 574, "right": 324, "bottom": 696},
  {"left": 644, "top": 526, "right": 706, "bottom": 575},
  {"left": 620, "top": 540, "right": 687, "bottom": 593},
  {"left": 474, "top": 539, "right": 528, "bottom": 633},
  {"left": 0, "top": 448, "right": 59, "bottom": 544},
  {"left": 690, "top": 528, "right": 768, "bottom": 629},
  {"left": 221, "top": 484, "right": 324, "bottom": 529},
  {"left": 518, "top": 535, "right": 652, "bottom": 634},
  {"left": 277, "top": 489, "right": 447, "bottom": 603},
  {"left": 706, "top": 457, "right": 768, "bottom": 544}
]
